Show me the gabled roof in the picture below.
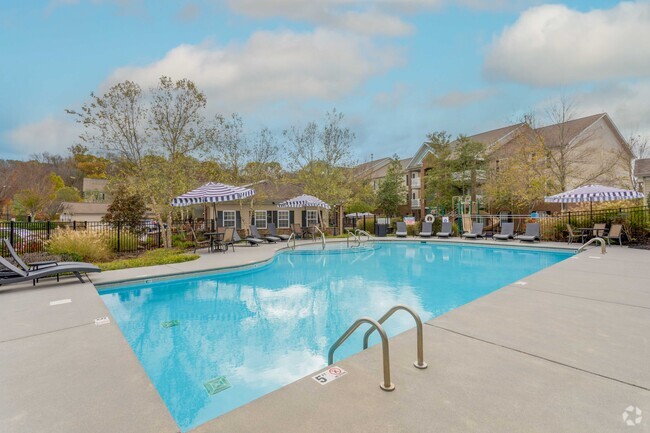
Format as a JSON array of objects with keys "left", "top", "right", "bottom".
[
  {"left": 634, "top": 158, "right": 650, "bottom": 177},
  {"left": 353, "top": 157, "right": 392, "bottom": 178},
  {"left": 241, "top": 179, "right": 304, "bottom": 203}
]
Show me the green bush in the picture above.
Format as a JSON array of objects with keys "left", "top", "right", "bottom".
[
  {"left": 47, "top": 229, "right": 113, "bottom": 262},
  {"left": 98, "top": 249, "right": 199, "bottom": 271}
]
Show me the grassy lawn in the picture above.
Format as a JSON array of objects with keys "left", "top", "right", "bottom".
[{"left": 97, "top": 248, "right": 200, "bottom": 271}]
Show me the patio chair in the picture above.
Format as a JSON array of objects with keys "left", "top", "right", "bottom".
[
  {"left": 268, "top": 223, "right": 290, "bottom": 241},
  {"left": 0, "top": 255, "right": 100, "bottom": 286},
  {"left": 518, "top": 223, "right": 540, "bottom": 242},
  {"left": 461, "top": 222, "right": 485, "bottom": 240},
  {"left": 190, "top": 227, "right": 211, "bottom": 253},
  {"left": 437, "top": 222, "right": 453, "bottom": 238},
  {"left": 291, "top": 223, "right": 305, "bottom": 239},
  {"left": 250, "top": 225, "right": 280, "bottom": 243},
  {"left": 566, "top": 224, "right": 586, "bottom": 245},
  {"left": 592, "top": 223, "right": 607, "bottom": 238},
  {"left": 214, "top": 228, "right": 235, "bottom": 252},
  {"left": 234, "top": 230, "right": 263, "bottom": 246},
  {"left": 493, "top": 223, "right": 515, "bottom": 241},
  {"left": 604, "top": 224, "right": 624, "bottom": 246},
  {"left": 419, "top": 222, "right": 433, "bottom": 238},
  {"left": 395, "top": 222, "right": 407, "bottom": 238}
]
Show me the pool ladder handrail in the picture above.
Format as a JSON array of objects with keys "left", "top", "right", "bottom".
[
  {"left": 346, "top": 228, "right": 361, "bottom": 248},
  {"left": 287, "top": 232, "right": 296, "bottom": 250},
  {"left": 363, "top": 304, "right": 427, "bottom": 370},
  {"left": 355, "top": 229, "right": 372, "bottom": 243},
  {"left": 313, "top": 225, "right": 326, "bottom": 250},
  {"left": 328, "top": 317, "right": 394, "bottom": 391},
  {"left": 578, "top": 237, "right": 607, "bottom": 254}
]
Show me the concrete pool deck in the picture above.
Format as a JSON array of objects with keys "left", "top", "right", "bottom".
[{"left": 1, "top": 239, "right": 648, "bottom": 433}]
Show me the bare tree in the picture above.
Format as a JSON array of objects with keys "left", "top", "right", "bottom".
[{"left": 628, "top": 133, "right": 650, "bottom": 191}]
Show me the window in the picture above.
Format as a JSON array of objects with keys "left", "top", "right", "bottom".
[
  {"left": 278, "top": 210, "right": 290, "bottom": 229},
  {"left": 223, "top": 210, "right": 236, "bottom": 228},
  {"left": 255, "top": 210, "right": 267, "bottom": 229},
  {"left": 412, "top": 172, "right": 416, "bottom": 178},
  {"left": 405, "top": 175, "right": 409, "bottom": 186},
  {"left": 306, "top": 210, "right": 319, "bottom": 226},
  {"left": 412, "top": 192, "right": 416, "bottom": 200}
]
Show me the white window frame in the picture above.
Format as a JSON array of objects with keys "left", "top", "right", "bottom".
[
  {"left": 278, "top": 210, "right": 290, "bottom": 229},
  {"left": 223, "top": 210, "right": 236, "bottom": 228},
  {"left": 306, "top": 210, "right": 319, "bottom": 227},
  {"left": 255, "top": 210, "right": 267, "bottom": 229}
]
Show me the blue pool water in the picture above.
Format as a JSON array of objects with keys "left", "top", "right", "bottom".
[{"left": 100, "top": 242, "right": 572, "bottom": 431}]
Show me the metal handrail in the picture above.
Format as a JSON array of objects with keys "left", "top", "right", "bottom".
[
  {"left": 578, "top": 237, "right": 607, "bottom": 254},
  {"left": 363, "top": 304, "right": 427, "bottom": 369},
  {"left": 287, "top": 232, "right": 296, "bottom": 250},
  {"left": 328, "top": 317, "right": 394, "bottom": 391},
  {"left": 346, "top": 228, "right": 361, "bottom": 248},
  {"left": 355, "top": 229, "right": 372, "bottom": 242},
  {"left": 313, "top": 225, "right": 326, "bottom": 250}
]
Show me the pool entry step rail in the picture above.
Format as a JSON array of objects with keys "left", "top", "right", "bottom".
[
  {"left": 328, "top": 304, "right": 427, "bottom": 392},
  {"left": 578, "top": 237, "right": 607, "bottom": 254}
]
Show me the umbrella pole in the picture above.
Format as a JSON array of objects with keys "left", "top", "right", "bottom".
[{"left": 590, "top": 200, "right": 593, "bottom": 225}]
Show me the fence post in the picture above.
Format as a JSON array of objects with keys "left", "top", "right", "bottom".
[
  {"left": 158, "top": 226, "right": 162, "bottom": 248},
  {"left": 117, "top": 221, "right": 121, "bottom": 253},
  {"left": 73, "top": 220, "right": 76, "bottom": 231},
  {"left": 9, "top": 220, "right": 14, "bottom": 247},
  {"left": 46, "top": 220, "right": 51, "bottom": 240}
]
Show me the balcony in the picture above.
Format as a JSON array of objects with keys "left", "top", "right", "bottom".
[
  {"left": 411, "top": 198, "right": 421, "bottom": 209},
  {"left": 411, "top": 178, "right": 421, "bottom": 188}
]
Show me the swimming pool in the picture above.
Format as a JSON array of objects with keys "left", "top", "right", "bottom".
[{"left": 100, "top": 242, "right": 573, "bottom": 431}]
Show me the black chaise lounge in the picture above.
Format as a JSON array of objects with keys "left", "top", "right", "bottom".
[
  {"left": 268, "top": 223, "right": 290, "bottom": 241},
  {"left": 436, "top": 222, "right": 453, "bottom": 238},
  {"left": 419, "top": 222, "right": 433, "bottom": 238},
  {"left": 519, "top": 223, "right": 540, "bottom": 242},
  {"left": 492, "top": 222, "right": 515, "bottom": 241},
  {"left": 250, "top": 225, "right": 281, "bottom": 243},
  {"left": 233, "top": 230, "right": 263, "bottom": 246},
  {"left": 0, "top": 255, "right": 100, "bottom": 286},
  {"left": 3, "top": 239, "right": 61, "bottom": 271},
  {"left": 462, "top": 222, "right": 485, "bottom": 240}
]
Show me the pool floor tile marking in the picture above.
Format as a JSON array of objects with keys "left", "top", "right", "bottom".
[
  {"left": 94, "top": 317, "right": 111, "bottom": 326},
  {"left": 312, "top": 366, "right": 347, "bottom": 385},
  {"left": 49, "top": 298, "right": 72, "bottom": 306},
  {"left": 204, "top": 376, "right": 231, "bottom": 395},
  {"left": 161, "top": 320, "right": 180, "bottom": 328}
]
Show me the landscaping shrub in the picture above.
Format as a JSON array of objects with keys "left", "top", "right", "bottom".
[
  {"left": 98, "top": 248, "right": 199, "bottom": 271},
  {"left": 47, "top": 229, "right": 113, "bottom": 262}
]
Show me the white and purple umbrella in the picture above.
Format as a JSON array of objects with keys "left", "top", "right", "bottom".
[
  {"left": 544, "top": 184, "right": 644, "bottom": 216},
  {"left": 278, "top": 194, "right": 331, "bottom": 210},
  {"left": 171, "top": 182, "right": 255, "bottom": 206}
]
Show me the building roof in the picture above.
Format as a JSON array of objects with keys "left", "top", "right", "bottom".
[
  {"left": 241, "top": 180, "right": 304, "bottom": 203},
  {"left": 82, "top": 177, "right": 108, "bottom": 192},
  {"left": 61, "top": 202, "right": 110, "bottom": 215},
  {"left": 634, "top": 158, "right": 650, "bottom": 177}
]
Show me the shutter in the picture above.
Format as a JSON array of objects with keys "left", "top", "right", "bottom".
[
  {"left": 267, "top": 210, "right": 272, "bottom": 223},
  {"left": 251, "top": 212, "right": 255, "bottom": 226},
  {"left": 272, "top": 211, "right": 278, "bottom": 225},
  {"left": 301, "top": 210, "right": 307, "bottom": 227},
  {"left": 289, "top": 211, "right": 294, "bottom": 224},
  {"left": 217, "top": 211, "right": 223, "bottom": 227},
  {"left": 236, "top": 211, "right": 241, "bottom": 229}
]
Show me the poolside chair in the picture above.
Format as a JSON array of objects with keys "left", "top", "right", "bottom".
[
  {"left": 461, "top": 222, "right": 485, "bottom": 240},
  {"left": 190, "top": 227, "right": 212, "bottom": 253},
  {"left": 268, "top": 223, "right": 290, "bottom": 241},
  {"left": 0, "top": 255, "right": 100, "bottom": 286},
  {"left": 604, "top": 224, "right": 624, "bottom": 246},
  {"left": 566, "top": 224, "right": 586, "bottom": 245},
  {"left": 419, "top": 222, "right": 433, "bottom": 238},
  {"left": 249, "top": 225, "right": 280, "bottom": 243},
  {"left": 395, "top": 222, "right": 407, "bottom": 238},
  {"left": 518, "top": 223, "right": 540, "bottom": 242},
  {"left": 592, "top": 223, "right": 607, "bottom": 239},
  {"left": 234, "top": 230, "right": 263, "bottom": 247},
  {"left": 291, "top": 223, "right": 305, "bottom": 239},
  {"left": 214, "top": 228, "right": 235, "bottom": 252},
  {"left": 2, "top": 239, "right": 60, "bottom": 270},
  {"left": 493, "top": 223, "right": 515, "bottom": 241},
  {"left": 437, "top": 222, "right": 453, "bottom": 238}
]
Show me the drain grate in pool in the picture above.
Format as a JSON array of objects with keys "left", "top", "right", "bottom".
[
  {"left": 161, "top": 320, "right": 180, "bottom": 328},
  {"left": 204, "top": 376, "right": 231, "bottom": 395}
]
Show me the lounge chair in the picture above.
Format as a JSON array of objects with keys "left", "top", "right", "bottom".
[
  {"left": 249, "top": 225, "right": 280, "bottom": 243},
  {"left": 437, "top": 222, "right": 453, "bottom": 238},
  {"left": 2, "top": 239, "right": 60, "bottom": 270},
  {"left": 461, "top": 222, "right": 485, "bottom": 239},
  {"left": 268, "top": 223, "right": 290, "bottom": 241},
  {"left": 0, "top": 255, "right": 100, "bottom": 286},
  {"left": 519, "top": 223, "right": 540, "bottom": 242},
  {"left": 493, "top": 223, "right": 515, "bottom": 241},
  {"left": 395, "top": 222, "right": 407, "bottom": 238},
  {"left": 604, "top": 224, "right": 623, "bottom": 246},
  {"left": 419, "top": 222, "right": 433, "bottom": 238},
  {"left": 566, "top": 224, "right": 586, "bottom": 245},
  {"left": 234, "top": 230, "right": 263, "bottom": 246}
]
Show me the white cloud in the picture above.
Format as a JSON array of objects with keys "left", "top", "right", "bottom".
[
  {"left": 105, "top": 29, "right": 403, "bottom": 112},
  {"left": 433, "top": 88, "right": 498, "bottom": 107},
  {"left": 484, "top": 2, "right": 650, "bottom": 86},
  {"left": 5, "top": 116, "right": 81, "bottom": 156}
]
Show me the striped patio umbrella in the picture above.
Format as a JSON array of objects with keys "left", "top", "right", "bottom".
[
  {"left": 171, "top": 182, "right": 255, "bottom": 206},
  {"left": 278, "top": 194, "right": 331, "bottom": 209},
  {"left": 544, "top": 184, "right": 644, "bottom": 203}
]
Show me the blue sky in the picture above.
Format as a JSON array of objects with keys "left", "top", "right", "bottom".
[{"left": 1, "top": 0, "right": 649, "bottom": 163}]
